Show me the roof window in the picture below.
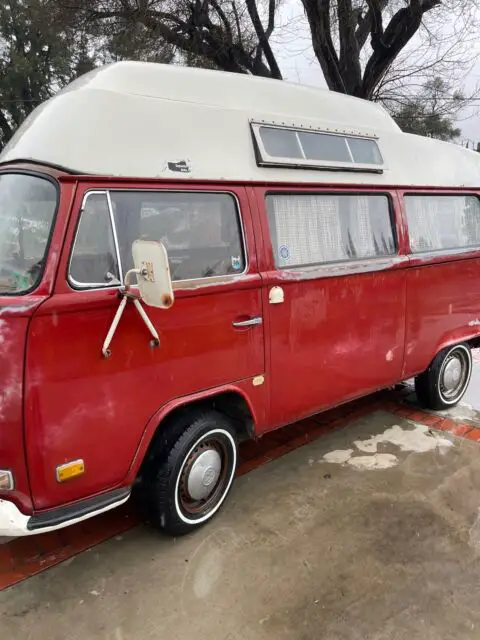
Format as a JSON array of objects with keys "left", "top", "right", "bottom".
[{"left": 252, "top": 123, "right": 383, "bottom": 173}]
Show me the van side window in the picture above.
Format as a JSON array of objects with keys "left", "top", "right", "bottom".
[
  {"left": 69, "top": 192, "right": 121, "bottom": 287},
  {"left": 110, "top": 191, "right": 245, "bottom": 281},
  {"left": 405, "top": 194, "right": 480, "bottom": 253},
  {"left": 266, "top": 193, "right": 395, "bottom": 268}
]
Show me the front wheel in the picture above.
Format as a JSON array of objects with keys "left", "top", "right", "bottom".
[
  {"left": 145, "top": 411, "right": 237, "bottom": 537},
  {"left": 415, "top": 343, "right": 472, "bottom": 411}
]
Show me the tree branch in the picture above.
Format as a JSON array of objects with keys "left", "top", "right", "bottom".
[
  {"left": 362, "top": 0, "right": 441, "bottom": 99},
  {"left": 85, "top": 3, "right": 275, "bottom": 77},
  {"left": 209, "top": 0, "right": 233, "bottom": 42},
  {"left": 0, "top": 109, "right": 14, "bottom": 146},
  {"left": 365, "top": 0, "right": 384, "bottom": 48},
  {"left": 355, "top": 0, "right": 388, "bottom": 50},
  {"left": 301, "top": 0, "right": 345, "bottom": 93},
  {"left": 267, "top": 0, "right": 276, "bottom": 37},
  {"left": 231, "top": 0, "right": 242, "bottom": 43},
  {"left": 337, "top": 0, "right": 362, "bottom": 95},
  {"left": 245, "top": 0, "right": 282, "bottom": 78}
]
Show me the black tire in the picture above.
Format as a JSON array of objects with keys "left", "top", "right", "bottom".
[
  {"left": 144, "top": 410, "right": 237, "bottom": 537},
  {"left": 414, "top": 343, "right": 472, "bottom": 411}
]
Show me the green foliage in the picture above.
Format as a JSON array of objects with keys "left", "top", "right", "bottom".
[
  {"left": 0, "top": 0, "right": 99, "bottom": 148},
  {"left": 391, "top": 78, "right": 464, "bottom": 141},
  {"left": 0, "top": 0, "right": 177, "bottom": 150},
  {"left": 393, "top": 103, "right": 461, "bottom": 140}
]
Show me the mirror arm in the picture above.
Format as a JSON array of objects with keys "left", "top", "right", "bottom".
[
  {"left": 122, "top": 268, "right": 142, "bottom": 295},
  {"left": 102, "top": 296, "right": 128, "bottom": 358},
  {"left": 132, "top": 298, "right": 160, "bottom": 345},
  {"left": 102, "top": 268, "right": 161, "bottom": 359}
]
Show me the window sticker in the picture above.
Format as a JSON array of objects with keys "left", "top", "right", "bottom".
[{"left": 231, "top": 255, "right": 242, "bottom": 270}]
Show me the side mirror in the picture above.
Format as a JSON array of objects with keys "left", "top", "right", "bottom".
[
  {"left": 129, "top": 239, "right": 174, "bottom": 309},
  {"left": 102, "top": 240, "right": 173, "bottom": 358}
]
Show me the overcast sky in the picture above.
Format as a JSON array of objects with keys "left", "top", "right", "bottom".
[{"left": 272, "top": 2, "right": 480, "bottom": 145}]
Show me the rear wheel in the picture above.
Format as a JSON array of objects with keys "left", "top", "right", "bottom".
[
  {"left": 415, "top": 343, "right": 472, "bottom": 411},
  {"left": 144, "top": 410, "right": 237, "bottom": 537}
]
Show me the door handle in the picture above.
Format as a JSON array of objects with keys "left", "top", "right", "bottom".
[{"left": 232, "top": 316, "right": 263, "bottom": 328}]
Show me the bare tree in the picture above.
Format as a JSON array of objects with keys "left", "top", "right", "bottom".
[
  {"left": 368, "top": 1, "right": 480, "bottom": 104},
  {"left": 304, "top": 0, "right": 445, "bottom": 98},
  {"left": 70, "top": 1, "right": 283, "bottom": 78},
  {"left": 72, "top": 0, "right": 479, "bottom": 100},
  {"left": 3, "top": 0, "right": 480, "bottom": 150}
]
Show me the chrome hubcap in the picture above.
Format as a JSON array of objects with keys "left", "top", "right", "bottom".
[
  {"left": 440, "top": 350, "right": 470, "bottom": 400},
  {"left": 186, "top": 449, "right": 222, "bottom": 501},
  {"left": 442, "top": 357, "right": 462, "bottom": 391}
]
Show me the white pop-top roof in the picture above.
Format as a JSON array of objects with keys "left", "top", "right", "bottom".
[{"left": 1, "top": 60, "right": 480, "bottom": 188}]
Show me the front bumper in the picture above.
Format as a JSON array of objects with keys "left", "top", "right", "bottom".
[
  {"left": 0, "top": 499, "right": 31, "bottom": 536},
  {"left": 0, "top": 487, "right": 130, "bottom": 537}
]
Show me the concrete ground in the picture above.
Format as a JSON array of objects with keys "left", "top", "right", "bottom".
[{"left": 2, "top": 409, "right": 480, "bottom": 640}]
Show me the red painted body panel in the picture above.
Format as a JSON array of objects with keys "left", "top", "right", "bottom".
[
  {"left": 0, "top": 168, "right": 76, "bottom": 514},
  {"left": 263, "top": 269, "right": 407, "bottom": 427},
  {"left": 0, "top": 303, "right": 33, "bottom": 513},
  {"left": 404, "top": 256, "right": 480, "bottom": 377},
  {"left": 24, "top": 184, "right": 266, "bottom": 510},
  {"left": 398, "top": 189, "right": 480, "bottom": 377},
  {"left": 2, "top": 163, "right": 480, "bottom": 519}
]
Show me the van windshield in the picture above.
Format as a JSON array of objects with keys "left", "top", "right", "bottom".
[{"left": 0, "top": 173, "right": 57, "bottom": 294}]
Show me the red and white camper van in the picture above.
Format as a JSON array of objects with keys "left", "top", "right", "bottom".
[{"left": 1, "top": 62, "right": 479, "bottom": 537}]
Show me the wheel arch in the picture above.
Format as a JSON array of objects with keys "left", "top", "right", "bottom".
[
  {"left": 428, "top": 330, "right": 480, "bottom": 372},
  {"left": 467, "top": 335, "right": 480, "bottom": 350},
  {"left": 440, "top": 333, "right": 476, "bottom": 355},
  {"left": 126, "top": 385, "right": 258, "bottom": 483}
]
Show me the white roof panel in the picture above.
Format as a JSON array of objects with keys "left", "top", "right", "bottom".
[{"left": 1, "top": 61, "right": 480, "bottom": 188}]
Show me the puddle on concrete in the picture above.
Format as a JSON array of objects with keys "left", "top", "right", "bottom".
[
  {"left": 348, "top": 453, "right": 399, "bottom": 470},
  {"left": 436, "top": 403, "right": 480, "bottom": 424},
  {"left": 323, "top": 449, "right": 354, "bottom": 464},
  {"left": 354, "top": 424, "right": 453, "bottom": 455},
  {"left": 323, "top": 422, "right": 453, "bottom": 471}
]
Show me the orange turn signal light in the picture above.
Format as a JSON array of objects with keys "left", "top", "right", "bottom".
[{"left": 56, "top": 460, "right": 85, "bottom": 483}]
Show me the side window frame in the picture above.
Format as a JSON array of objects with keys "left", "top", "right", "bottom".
[
  {"left": 403, "top": 191, "right": 480, "bottom": 256},
  {"left": 265, "top": 189, "right": 398, "bottom": 272},
  {"left": 251, "top": 122, "right": 385, "bottom": 173},
  {"left": 107, "top": 188, "right": 249, "bottom": 285},
  {"left": 0, "top": 170, "right": 60, "bottom": 297},
  {"left": 67, "top": 190, "right": 123, "bottom": 290}
]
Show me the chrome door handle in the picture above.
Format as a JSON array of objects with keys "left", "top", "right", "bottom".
[{"left": 232, "top": 316, "right": 263, "bottom": 328}]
